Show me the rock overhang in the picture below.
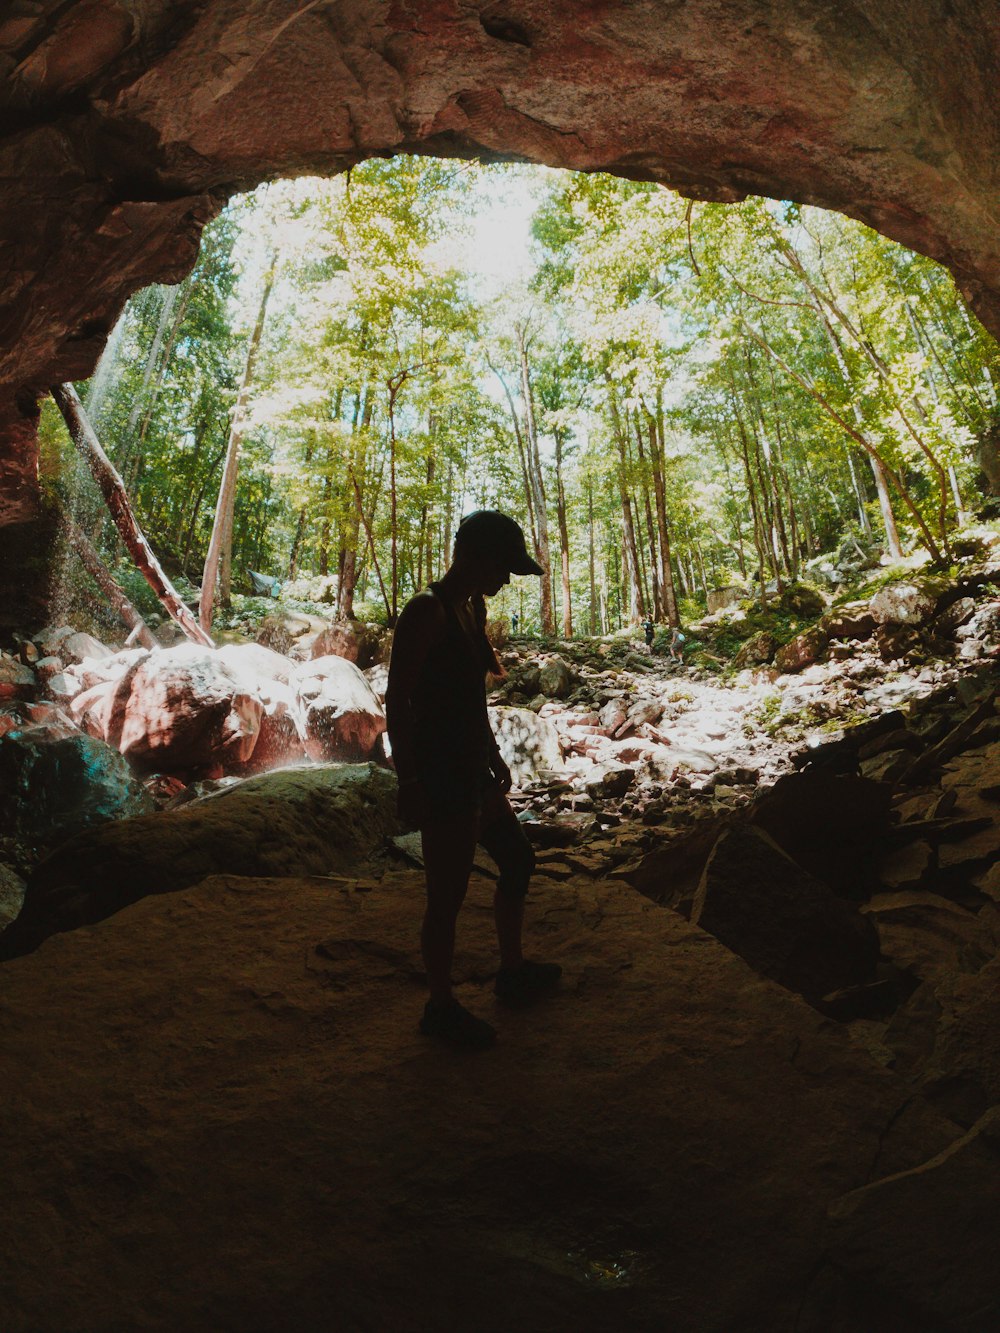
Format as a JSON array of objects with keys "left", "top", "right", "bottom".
[{"left": 3, "top": 0, "right": 1000, "bottom": 519}]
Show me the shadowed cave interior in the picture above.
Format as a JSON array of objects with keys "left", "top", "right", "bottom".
[{"left": 2, "top": 4, "right": 1000, "bottom": 1330}]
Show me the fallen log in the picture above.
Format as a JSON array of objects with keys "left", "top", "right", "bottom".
[
  {"left": 60, "top": 512, "right": 158, "bottom": 649},
  {"left": 51, "top": 383, "right": 214, "bottom": 649}
]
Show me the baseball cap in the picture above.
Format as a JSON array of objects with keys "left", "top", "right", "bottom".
[{"left": 453, "top": 510, "right": 543, "bottom": 575}]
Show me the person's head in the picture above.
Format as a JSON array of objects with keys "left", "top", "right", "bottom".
[{"left": 452, "top": 510, "right": 542, "bottom": 597}]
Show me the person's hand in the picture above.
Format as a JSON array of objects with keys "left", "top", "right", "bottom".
[
  {"left": 396, "top": 779, "right": 428, "bottom": 828},
  {"left": 490, "top": 753, "right": 513, "bottom": 794}
]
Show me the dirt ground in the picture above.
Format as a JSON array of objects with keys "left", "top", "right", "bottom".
[{"left": 0, "top": 866, "right": 964, "bottom": 1332}]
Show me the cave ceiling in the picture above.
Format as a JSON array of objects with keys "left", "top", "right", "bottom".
[{"left": 2, "top": 0, "right": 1000, "bottom": 520}]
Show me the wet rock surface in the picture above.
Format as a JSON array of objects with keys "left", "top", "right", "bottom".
[
  {"left": 1, "top": 763, "right": 398, "bottom": 960},
  {"left": 0, "top": 724, "right": 152, "bottom": 849}
]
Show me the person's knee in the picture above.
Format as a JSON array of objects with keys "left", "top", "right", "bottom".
[{"left": 487, "top": 824, "right": 535, "bottom": 900}]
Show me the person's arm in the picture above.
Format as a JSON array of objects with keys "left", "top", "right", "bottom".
[{"left": 385, "top": 592, "right": 445, "bottom": 790}]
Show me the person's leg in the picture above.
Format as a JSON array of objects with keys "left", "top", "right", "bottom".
[
  {"left": 478, "top": 789, "right": 560, "bottom": 1006},
  {"left": 420, "top": 813, "right": 479, "bottom": 1004},
  {"left": 478, "top": 787, "right": 532, "bottom": 968}
]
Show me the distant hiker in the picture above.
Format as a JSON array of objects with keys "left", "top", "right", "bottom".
[
  {"left": 510, "top": 610, "right": 519, "bottom": 635},
  {"left": 669, "top": 625, "right": 686, "bottom": 661},
  {"left": 642, "top": 618, "right": 655, "bottom": 651},
  {"left": 385, "top": 510, "right": 562, "bottom": 1049}
]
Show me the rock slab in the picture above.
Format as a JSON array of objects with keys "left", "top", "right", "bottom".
[{"left": 692, "top": 826, "right": 880, "bottom": 1002}]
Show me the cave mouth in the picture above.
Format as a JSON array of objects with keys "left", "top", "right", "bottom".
[
  {"left": 37, "top": 152, "right": 1000, "bottom": 653},
  {"left": 7, "top": 150, "right": 996, "bottom": 876}
]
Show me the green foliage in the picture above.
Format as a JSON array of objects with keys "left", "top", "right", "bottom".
[{"left": 61, "top": 156, "right": 1000, "bottom": 644}]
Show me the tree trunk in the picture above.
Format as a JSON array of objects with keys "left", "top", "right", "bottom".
[
  {"left": 587, "top": 476, "right": 598, "bottom": 635},
  {"left": 606, "top": 383, "right": 644, "bottom": 622},
  {"left": 554, "top": 428, "right": 572, "bottom": 637},
  {"left": 633, "top": 411, "right": 663, "bottom": 618},
  {"left": 651, "top": 407, "right": 680, "bottom": 625},
  {"left": 52, "top": 383, "right": 213, "bottom": 647},
  {"left": 61, "top": 512, "right": 157, "bottom": 647},
  {"left": 123, "top": 284, "right": 193, "bottom": 493},
  {"left": 517, "top": 331, "right": 554, "bottom": 634},
  {"left": 200, "top": 261, "right": 275, "bottom": 630}
]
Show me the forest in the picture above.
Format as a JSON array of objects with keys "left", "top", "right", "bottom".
[{"left": 40, "top": 157, "right": 1000, "bottom": 639}]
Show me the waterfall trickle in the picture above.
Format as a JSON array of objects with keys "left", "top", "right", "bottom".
[
  {"left": 85, "top": 311, "right": 128, "bottom": 427},
  {"left": 50, "top": 309, "right": 131, "bottom": 627}
]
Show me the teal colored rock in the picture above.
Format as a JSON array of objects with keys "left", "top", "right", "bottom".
[{"left": 0, "top": 725, "right": 153, "bottom": 850}]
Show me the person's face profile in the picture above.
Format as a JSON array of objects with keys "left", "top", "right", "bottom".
[{"left": 478, "top": 553, "right": 511, "bottom": 596}]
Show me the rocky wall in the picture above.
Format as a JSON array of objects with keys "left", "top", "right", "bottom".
[{"left": 3, "top": 1, "right": 1000, "bottom": 520}]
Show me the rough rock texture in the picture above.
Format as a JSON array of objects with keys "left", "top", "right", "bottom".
[
  {"left": 489, "top": 704, "right": 564, "bottom": 784},
  {"left": 0, "top": 724, "right": 152, "bottom": 849},
  {"left": 0, "top": 869, "right": 972, "bottom": 1331},
  {"left": 294, "top": 654, "right": 386, "bottom": 761},
  {"left": 0, "top": 763, "right": 399, "bottom": 959},
  {"left": 115, "top": 646, "right": 263, "bottom": 773},
  {"left": 775, "top": 626, "right": 829, "bottom": 673},
  {"left": 826, "top": 1106, "right": 1000, "bottom": 1331},
  {"left": 309, "top": 618, "right": 379, "bottom": 667},
  {"left": 5, "top": 1, "right": 1000, "bottom": 520},
  {"left": 692, "top": 825, "right": 880, "bottom": 1002},
  {"left": 0, "top": 862, "right": 26, "bottom": 928},
  {"left": 869, "top": 581, "right": 942, "bottom": 627},
  {"left": 750, "top": 770, "right": 894, "bottom": 897}
]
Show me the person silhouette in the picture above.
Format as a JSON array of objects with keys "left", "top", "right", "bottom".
[{"left": 385, "top": 511, "right": 562, "bottom": 1048}]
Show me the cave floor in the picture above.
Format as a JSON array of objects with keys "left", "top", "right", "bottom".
[{"left": 0, "top": 868, "right": 963, "bottom": 1331}]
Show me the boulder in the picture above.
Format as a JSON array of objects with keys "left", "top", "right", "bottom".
[
  {"left": 215, "top": 643, "right": 307, "bottom": 773},
  {"left": 869, "top": 580, "right": 940, "bottom": 627},
  {"left": 216, "top": 641, "right": 293, "bottom": 686},
  {"left": 309, "top": 619, "right": 379, "bottom": 668},
  {"left": 45, "top": 672, "right": 77, "bottom": 701},
  {"left": 538, "top": 657, "right": 575, "bottom": 699},
  {"left": 733, "top": 630, "right": 777, "bottom": 668},
  {"left": 32, "top": 626, "right": 75, "bottom": 657},
  {"left": 488, "top": 706, "right": 564, "bottom": 785},
  {"left": 1, "top": 764, "right": 399, "bottom": 960},
  {"left": 706, "top": 586, "right": 747, "bottom": 613},
  {"left": 0, "top": 725, "right": 153, "bottom": 850},
  {"left": 36, "top": 655, "right": 67, "bottom": 686},
  {"left": 294, "top": 655, "right": 385, "bottom": 761},
  {"left": 819, "top": 602, "right": 876, "bottom": 641},
  {"left": 0, "top": 862, "right": 26, "bottom": 928},
  {"left": 0, "top": 653, "right": 35, "bottom": 699},
  {"left": 60, "top": 631, "right": 111, "bottom": 665},
  {"left": 586, "top": 765, "right": 634, "bottom": 799},
  {"left": 774, "top": 627, "right": 829, "bottom": 673},
  {"left": 826, "top": 1107, "right": 1000, "bottom": 1330},
  {"left": 861, "top": 892, "right": 996, "bottom": 986},
  {"left": 255, "top": 612, "right": 326, "bottom": 657},
  {"left": 873, "top": 622, "right": 921, "bottom": 662},
  {"left": 363, "top": 662, "right": 389, "bottom": 702},
  {"left": 750, "top": 770, "right": 893, "bottom": 897},
  {"left": 116, "top": 645, "right": 264, "bottom": 774},
  {"left": 691, "top": 826, "right": 880, "bottom": 1002},
  {"left": 933, "top": 596, "right": 976, "bottom": 636},
  {"left": 777, "top": 582, "right": 827, "bottom": 617},
  {"left": 69, "top": 646, "right": 148, "bottom": 691}
]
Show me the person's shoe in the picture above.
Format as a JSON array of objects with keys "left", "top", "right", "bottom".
[
  {"left": 419, "top": 999, "right": 497, "bottom": 1049},
  {"left": 494, "top": 959, "right": 563, "bottom": 1008}
]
